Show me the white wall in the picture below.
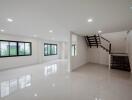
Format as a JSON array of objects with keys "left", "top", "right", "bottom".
[
  {"left": 38, "top": 40, "right": 62, "bottom": 63},
  {"left": 127, "top": 30, "right": 132, "bottom": 70},
  {"left": 0, "top": 33, "right": 39, "bottom": 70},
  {"left": 88, "top": 47, "right": 109, "bottom": 65},
  {"left": 70, "top": 32, "right": 89, "bottom": 70},
  {"left": 59, "top": 42, "right": 68, "bottom": 59},
  {"left": 38, "top": 39, "right": 68, "bottom": 63},
  {"left": 0, "top": 33, "right": 66, "bottom": 70},
  {"left": 102, "top": 31, "right": 127, "bottom": 53}
]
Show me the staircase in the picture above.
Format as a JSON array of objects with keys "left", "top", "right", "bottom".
[
  {"left": 85, "top": 35, "right": 111, "bottom": 53},
  {"left": 85, "top": 35, "right": 101, "bottom": 48},
  {"left": 85, "top": 35, "right": 131, "bottom": 72}
]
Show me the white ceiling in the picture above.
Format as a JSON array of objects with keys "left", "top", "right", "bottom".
[{"left": 0, "top": 0, "right": 132, "bottom": 41}]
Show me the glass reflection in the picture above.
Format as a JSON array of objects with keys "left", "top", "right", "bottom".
[
  {"left": 10, "top": 79, "right": 17, "bottom": 93},
  {"left": 0, "top": 74, "right": 31, "bottom": 98},
  {"left": 1, "top": 81, "right": 9, "bottom": 98},
  {"left": 19, "top": 75, "right": 31, "bottom": 89},
  {"left": 44, "top": 64, "right": 57, "bottom": 76},
  {"left": 95, "top": 97, "right": 102, "bottom": 100}
]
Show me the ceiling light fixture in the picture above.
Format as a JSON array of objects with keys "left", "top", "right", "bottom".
[
  {"left": 0, "top": 29, "right": 5, "bottom": 32},
  {"left": 98, "top": 30, "right": 102, "bottom": 33},
  {"left": 34, "top": 93, "right": 38, "bottom": 97},
  {"left": 7, "top": 18, "right": 13, "bottom": 22},
  {"left": 88, "top": 18, "right": 93, "bottom": 23},
  {"left": 49, "top": 30, "right": 53, "bottom": 33}
]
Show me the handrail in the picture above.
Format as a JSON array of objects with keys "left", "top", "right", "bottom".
[
  {"left": 100, "top": 45, "right": 109, "bottom": 51},
  {"left": 100, "top": 36, "right": 110, "bottom": 43},
  {"left": 100, "top": 35, "right": 111, "bottom": 54},
  {"left": 109, "top": 43, "right": 111, "bottom": 54}
]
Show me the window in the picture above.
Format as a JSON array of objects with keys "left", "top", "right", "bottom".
[
  {"left": 0, "top": 40, "right": 32, "bottom": 58},
  {"left": 18, "top": 42, "right": 31, "bottom": 56},
  {"left": 10, "top": 42, "right": 17, "bottom": 56},
  {"left": 47, "top": 44, "right": 51, "bottom": 55},
  {"left": 25, "top": 43, "right": 31, "bottom": 55},
  {"left": 18, "top": 43, "right": 25, "bottom": 56},
  {"left": 0, "top": 41, "right": 9, "bottom": 56},
  {"left": 51, "top": 44, "right": 57, "bottom": 55},
  {"left": 44, "top": 43, "right": 57, "bottom": 56},
  {"left": 44, "top": 44, "right": 48, "bottom": 55},
  {"left": 72, "top": 44, "right": 77, "bottom": 56}
]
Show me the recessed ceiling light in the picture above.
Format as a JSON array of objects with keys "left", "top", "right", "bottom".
[
  {"left": 98, "top": 30, "right": 102, "bottom": 33},
  {"left": 49, "top": 30, "right": 53, "bottom": 33},
  {"left": 0, "top": 29, "right": 5, "bottom": 32},
  {"left": 34, "top": 93, "right": 38, "bottom": 97},
  {"left": 88, "top": 18, "right": 93, "bottom": 23},
  {"left": 7, "top": 18, "right": 13, "bottom": 22}
]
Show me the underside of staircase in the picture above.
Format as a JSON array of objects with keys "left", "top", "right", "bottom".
[{"left": 85, "top": 35, "right": 131, "bottom": 72}]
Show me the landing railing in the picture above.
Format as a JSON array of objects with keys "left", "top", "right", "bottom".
[
  {"left": 100, "top": 36, "right": 111, "bottom": 54},
  {"left": 99, "top": 35, "right": 112, "bottom": 69}
]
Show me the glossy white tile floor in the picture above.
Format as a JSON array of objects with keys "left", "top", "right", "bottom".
[{"left": 0, "top": 60, "right": 132, "bottom": 100}]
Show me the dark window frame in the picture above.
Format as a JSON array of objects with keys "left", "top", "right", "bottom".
[
  {"left": 44, "top": 43, "right": 57, "bottom": 56},
  {"left": 0, "top": 40, "right": 32, "bottom": 58}
]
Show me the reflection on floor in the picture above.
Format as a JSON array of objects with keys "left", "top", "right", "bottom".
[
  {"left": 0, "top": 60, "right": 132, "bottom": 100},
  {"left": 0, "top": 75, "right": 31, "bottom": 98},
  {"left": 44, "top": 64, "right": 57, "bottom": 76}
]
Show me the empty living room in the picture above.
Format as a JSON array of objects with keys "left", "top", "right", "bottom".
[{"left": 0, "top": 0, "right": 132, "bottom": 100}]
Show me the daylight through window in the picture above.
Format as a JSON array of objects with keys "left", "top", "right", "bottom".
[{"left": 0, "top": 40, "right": 32, "bottom": 57}]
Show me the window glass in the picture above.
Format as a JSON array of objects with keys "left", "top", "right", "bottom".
[
  {"left": 72, "top": 45, "right": 75, "bottom": 56},
  {"left": 10, "top": 42, "right": 17, "bottom": 56},
  {"left": 54, "top": 45, "right": 57, "bottom": 54},
  {"left": 0, "top": 40, "right": 31, "bottom": 57},
  {"left": 44, "top": 44, "right": 48, "bottom": 56},
  {"left": 44, "top": 44, "right": 57, "bottom": 56},
  {"left": 25, "top": 43, "right": 30, "bottom": 55},
  {"left": 18, "top": 43, "right": 25, "bottom": 55},
  {"left": 1, "top": 41, "right": 9, "bottom": 56},
  {"left": 51, "top": 45, "right": 57, "bottom": 55},
  {"left": 72, "top": 44, "right": 77, "bottom": 56},
  {"left": 47, "top": 45, "right": 51, "bottom": 55},
  {"left": 75, "top": 45, "right": 77, "bottom": 56}
]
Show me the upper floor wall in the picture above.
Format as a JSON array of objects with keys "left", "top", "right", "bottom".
[{"left": 101, "top": 31, "right": 128, "bottom": 53}]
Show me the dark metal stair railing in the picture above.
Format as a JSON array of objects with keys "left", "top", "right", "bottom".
[
  {"left": 100, "top": 36, "right": 111, "bottom": 54},
  {"left": 85, "top": 35, "right": 111, "bottom": 54}
]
